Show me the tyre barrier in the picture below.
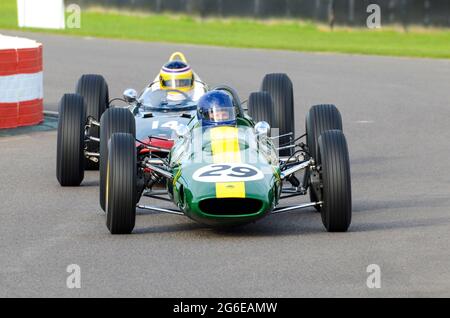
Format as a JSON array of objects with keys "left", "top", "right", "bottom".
[{"left": 0, "top": 35, "right": 43, "bottom": 129}]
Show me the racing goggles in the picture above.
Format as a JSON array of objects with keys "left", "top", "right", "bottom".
[
  {"left": 161, "top": 78, "right": 193, "bottom": 89},
  {"left": 204, "top": 106, "right": 236, "bottom": 123}
]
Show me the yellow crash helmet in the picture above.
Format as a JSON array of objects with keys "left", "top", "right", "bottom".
[{"left": 159, "top": 52, "right": 194, "bottom": 93}]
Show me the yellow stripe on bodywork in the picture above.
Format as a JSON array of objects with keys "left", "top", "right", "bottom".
[
  {"left": 215, "top": 182, "right": 245, "bottom": 198},
  {"left": 173, "top": 168, "right": 182, "bottom": 187},
  {"left": 210, "top": 126, "right": 241, "bottom": 163},
  {"left": 210, "top": 126, "right": 245, "bottom": 198}
]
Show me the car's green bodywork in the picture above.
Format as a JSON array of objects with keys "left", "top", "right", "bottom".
[{"left": 166, "top": 116, "right": 282, "bottom": 226}]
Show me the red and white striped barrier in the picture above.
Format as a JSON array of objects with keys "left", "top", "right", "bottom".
[{"left": 0, "top": 35, "right": 43, "bottom": 129}]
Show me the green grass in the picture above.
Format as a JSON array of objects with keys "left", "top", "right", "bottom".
[{"left": 1, "top": 0, "right": 449, "bottom": 58}]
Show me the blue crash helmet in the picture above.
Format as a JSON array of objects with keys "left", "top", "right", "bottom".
[{"left": 197, "top": 90, "right": 236, "bottom": 127}]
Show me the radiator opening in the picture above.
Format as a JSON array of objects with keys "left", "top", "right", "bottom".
[{"left": 199, "top": 198, "right": 263, "bottom": 215}]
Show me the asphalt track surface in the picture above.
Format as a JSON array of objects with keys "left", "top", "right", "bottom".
[{"left": 1, "top": 31, "right": 450, "bottom": 297}]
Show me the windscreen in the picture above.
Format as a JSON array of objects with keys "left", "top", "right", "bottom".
[{"left": 139, "top": 89, "right": 195, "bottom": 110}]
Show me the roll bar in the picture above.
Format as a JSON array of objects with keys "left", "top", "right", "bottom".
[{"left": 209, "top": 85, "right": 245, "bottom": 116}]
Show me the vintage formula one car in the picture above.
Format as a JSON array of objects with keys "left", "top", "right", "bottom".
[
  {"left": 56, "top": 69, "right": 208, "bottom": 210},
  {"left": 97, "top": 73, "right": 352, "bottom": 234}
]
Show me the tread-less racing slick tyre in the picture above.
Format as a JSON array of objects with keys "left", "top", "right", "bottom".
[
  {"left": 305, "top": 104, "right": 343, "bottom": 210},
  {"left": 56, "top": 94, "right": 86, "bottom": 186},
  {"left": 76, "top": 74, "right": 109, "bottom": 170},
  {"left": 248, "top": 91, "right": 275, "bottom": 128},
  {"left": 317, "top": 130, "right": 352, "bottom": 232},
  {"left": 99, "top": 108, "right": 136, "bottom": 211},
  {"left": 261, "top": 73, "right": 295, "bottom": 156},
  {"left": 106, "top": 133, "right": 137, "bottom": 234}
]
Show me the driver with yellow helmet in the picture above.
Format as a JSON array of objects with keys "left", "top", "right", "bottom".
[{"left": 150, "top": 52, "right": 207, "bottom": 101}]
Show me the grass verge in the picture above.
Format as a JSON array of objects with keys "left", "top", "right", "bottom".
[{"left": 1, "top": 1, "right": 449, "bottom": 58}]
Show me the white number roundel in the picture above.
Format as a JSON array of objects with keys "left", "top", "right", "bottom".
[{"left": 192, "top": 163, "right": 264, "bottom": 183}]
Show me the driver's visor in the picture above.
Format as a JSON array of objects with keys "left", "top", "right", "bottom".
[
  {"left": 204, "top": 106, "right": 236, "bottom": 123},
  {"left": 161, "top": 78, "right": 193, "bottom": 89}
]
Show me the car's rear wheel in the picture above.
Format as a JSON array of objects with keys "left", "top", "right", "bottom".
[
  {"left": 106, "top": 133, "right": 137, "bottom": 234},
  {"left": 76, "top": 74, "right": 109, "bottom": 170},
  {"left": 56, "top": 94, "right": 86, "bottom": 186},
  {"left": 305, "top": 104, "right": 343, "bottom": 210},
  {"left": 248, "top": 91, "right": 275, "bottom": 128},
  {"left": 306, "top": 104, "right": 342, "bottom": 161},
  {"left": 317, "top": 130, "right": 351, "bottom": 232},
  {"left": 261, "top": 73, "right": 295, "bottom": 156},
  {"left": 99, "top": 108, "right": 136, "bottom": 211}
]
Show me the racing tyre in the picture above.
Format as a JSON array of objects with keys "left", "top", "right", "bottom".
[
  {"left": 305, "top": 104, "right": 342, "bottom": 162},
  {"left": 317, "top": 130, "right": 351, "bottom": 232},
  {"left": 56, "top": 94, "right": 86, "bottom": 186},
  {"left": 248, "top": 91, "right": 275, "bottom": 127},
  {"left": 99, "top": 108, "right": 136, "bottom": 211},
  {"left": 76, "top": 74, "right": 109, "bottom": 170},
  {"left": 305, "top": 104, "right": 343, "bottom": 210},
  {"left": 261, "top": 73, "right": 295, "bottom": 156},
  {"left": 106, "top": 133, "right": 137, "bottom": 234}
]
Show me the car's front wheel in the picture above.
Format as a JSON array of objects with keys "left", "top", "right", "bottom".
[
  {"left": 106, "top": 133, "right": 137, "bottom": 234},
  {"left": 317, "top": 130, "right": 352, "bottom": 232},
  {"left": 56, "top": 94, "right": 86, "bottom": 186},
  {"left": 99, "top": 108, "right": 136, "bottom": 211}
]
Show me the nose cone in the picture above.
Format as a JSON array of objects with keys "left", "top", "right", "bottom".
[{"left": 177, "top": 163, "right": 280, "bottom": 227}]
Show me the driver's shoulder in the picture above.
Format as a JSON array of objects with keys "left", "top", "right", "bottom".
[{"left": 151, "top": 82, "right": 161, "bottom": 91}]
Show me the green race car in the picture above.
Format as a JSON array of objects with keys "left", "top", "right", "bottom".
[{"left": 104, "top": 74, "right": 352, "bottom": 234}]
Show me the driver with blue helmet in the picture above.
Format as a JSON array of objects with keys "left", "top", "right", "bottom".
[{"left": 197, "top": 90, "right": 236, "bottom": 127}]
